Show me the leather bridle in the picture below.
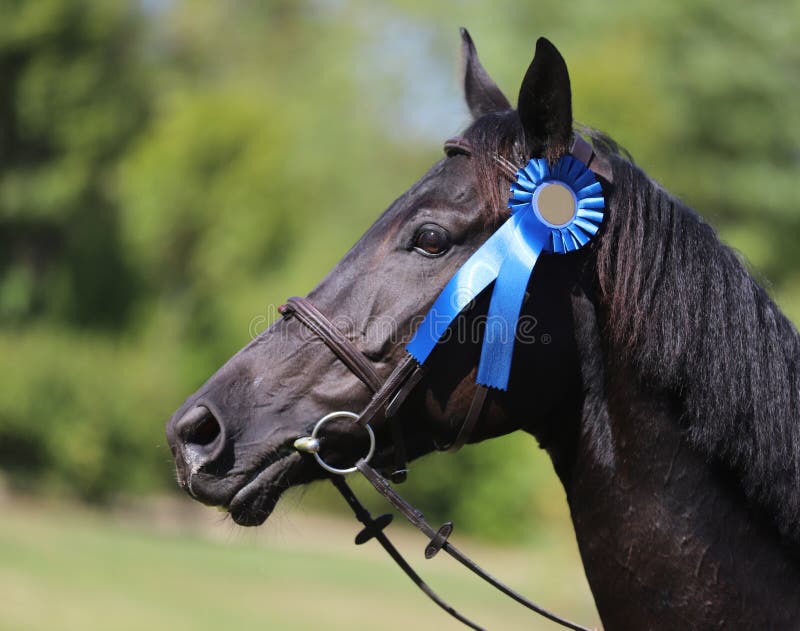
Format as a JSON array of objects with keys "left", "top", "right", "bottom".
[{"left": 280, "top": 134, "right": 608, "bottom": 631}]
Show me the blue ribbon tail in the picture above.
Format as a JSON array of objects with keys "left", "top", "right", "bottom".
[
  {"left": 406, "top": 216, "right": 522, "bottom": 363},
  {"left": 476, "top": 213, "right": 549, "bottom": 390}
]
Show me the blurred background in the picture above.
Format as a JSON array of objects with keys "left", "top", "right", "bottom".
[{"left": 0, "top": 0, "right": 797, "bottom": 629}]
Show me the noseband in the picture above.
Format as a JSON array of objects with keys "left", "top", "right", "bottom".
[{"left": 279, "top": 135, "right": 607, "bottom": 631}]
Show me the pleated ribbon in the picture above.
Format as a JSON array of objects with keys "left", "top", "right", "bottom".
[{"left": 406, "top": 154, "right": 605, "bottom": 390}]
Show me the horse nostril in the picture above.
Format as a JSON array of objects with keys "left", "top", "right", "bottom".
[
  {"left": 176, "top": 406, "right": 224, "bottom": 453},
  {"left": 189, "top": 414, "right": 221, "bottom": 446}
]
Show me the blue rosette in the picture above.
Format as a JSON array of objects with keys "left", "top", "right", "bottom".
[
  {"left": 406, "top": 152, "right": 605, "bottom": 390},
  {"left": 508, "top": 155, "right": 605, "bottom": 254}
]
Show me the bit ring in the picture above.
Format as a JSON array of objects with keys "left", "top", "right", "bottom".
[{"left": 295, "top": 411, "right": 375, "bottom": 475}]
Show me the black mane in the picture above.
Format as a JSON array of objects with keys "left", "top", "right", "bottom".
[{"left": 464, "top": 111, "right": 800, "bottom": 548}]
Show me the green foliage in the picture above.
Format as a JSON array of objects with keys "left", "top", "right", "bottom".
[
  {"left": 0, "top": 0, "right": 149, "bottom": 327},
  {"left": 119, "top": 89, "right": 292, "bottom": 292},
  {"left": 1, "top": 0, "right": 799, "bottom": 540},
  {"left": 0, "top": 326, "right": 180, "bottom": 499}
]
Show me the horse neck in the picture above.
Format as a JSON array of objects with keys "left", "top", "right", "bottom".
[{"left": 553, "top": 292, "right": 800, "bottom": 629}]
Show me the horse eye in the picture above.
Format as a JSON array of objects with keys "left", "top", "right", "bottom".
[{"left": 413, "top": 224, "right": 450, "bottom": 257}]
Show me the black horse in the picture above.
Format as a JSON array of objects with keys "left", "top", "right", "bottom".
[{"left": 167, "top": 31, "right": 800, "bottom": 628}]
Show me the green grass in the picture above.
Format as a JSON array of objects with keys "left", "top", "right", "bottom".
[{"left": 0, "top": 495, "right": 600, "bottom": 631}]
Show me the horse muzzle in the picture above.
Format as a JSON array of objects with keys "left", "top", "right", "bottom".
[{"left": 166, "top": 404, "right": 227, "bottom": 496}]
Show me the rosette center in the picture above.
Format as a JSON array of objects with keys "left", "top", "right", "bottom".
[{"left": 533, "top": 182, "right": 577, "bottom": 227}]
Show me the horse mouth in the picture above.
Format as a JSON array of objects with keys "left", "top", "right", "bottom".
[{"left": 227, "top": 450, "right": 304, "bottom": 526}]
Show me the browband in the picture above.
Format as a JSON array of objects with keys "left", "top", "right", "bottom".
[{"left": 444, "top": 133, "right": 613, "bottom": 183}]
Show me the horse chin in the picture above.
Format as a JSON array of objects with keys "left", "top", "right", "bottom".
[{"left": 226, "top": 450, "right": 305, "bottom": 526}]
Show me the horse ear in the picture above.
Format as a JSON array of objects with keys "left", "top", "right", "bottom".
[
  {"left": 460, "top": 28, "right": 511, "bottom": 118},
  {"left": 517, "top": 38, "right": 573, "bottom": 162}
]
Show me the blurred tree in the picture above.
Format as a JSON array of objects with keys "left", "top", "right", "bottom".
[
  {"left": 0, "top": 0, "right": 150, "bottom": 328},
  {"left": 116, "top": 1, "right": 436, "bottom": 372},
  {"left": 658, "top": 1, "right": 800, "bottom": 285}
]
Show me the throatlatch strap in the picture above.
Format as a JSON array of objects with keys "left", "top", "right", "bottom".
[{"left": 449, "top": 385, "right": 489, "bottom": 452}]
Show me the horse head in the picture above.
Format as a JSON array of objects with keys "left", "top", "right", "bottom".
[{"left": 165, "top": 32, "right": 592, "bottom": 526}]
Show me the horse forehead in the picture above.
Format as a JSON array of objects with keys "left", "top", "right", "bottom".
[
  {"left": 353, "top": 154, "right": 483, "bottom": 257},
  {"left": 408, "top": 155, "right": 476, "bottom": 198},
  {"left": 398, "top": 158, "right": 480, "bottom": 223}
]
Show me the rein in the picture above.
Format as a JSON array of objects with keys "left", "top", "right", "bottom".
[{"left": 281, "top": 134, "right": 607, "bottom": 631}]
